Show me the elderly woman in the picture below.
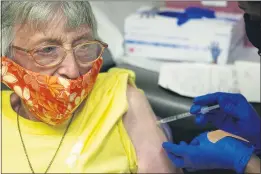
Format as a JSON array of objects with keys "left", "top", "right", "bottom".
[{"left": 1, "top": 1, "right": 182, "bottom": 173}]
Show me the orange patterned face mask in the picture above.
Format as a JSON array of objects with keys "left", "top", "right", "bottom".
[{"left": 1, "top": 56, "right": 103, "bottom": 125}]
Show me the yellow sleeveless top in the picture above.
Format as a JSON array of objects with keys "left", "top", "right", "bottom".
[{"left": 2, "top": 68, "right": 138, "bottom": 173}]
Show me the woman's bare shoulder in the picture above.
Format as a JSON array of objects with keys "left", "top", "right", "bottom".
[{"left": 123, "top": 85, "right": 183, "bottom": 173}]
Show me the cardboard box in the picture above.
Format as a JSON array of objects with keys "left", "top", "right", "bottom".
[{"left": 124, "top": 7, "right": 245, "bottom": 64}]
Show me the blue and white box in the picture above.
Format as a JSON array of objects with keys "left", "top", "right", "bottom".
[{"left": 124, "top": 7, "right": 245, "bottom": 65}]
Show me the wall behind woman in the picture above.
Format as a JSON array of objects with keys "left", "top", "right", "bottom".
[
  {"left": 165, "top": 1, "right": 242, "bottom": 13},
  {"left": 90, "top": 1, "right": 164, "bottom": 34}
]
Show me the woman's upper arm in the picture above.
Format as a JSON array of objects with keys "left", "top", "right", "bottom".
[{"left": 123, "top": 85, "right": 183, "bottom": 173}]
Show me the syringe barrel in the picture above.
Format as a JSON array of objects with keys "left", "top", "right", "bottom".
[{"left": 200, "top": 105, "right": 220, "bottom": 114}]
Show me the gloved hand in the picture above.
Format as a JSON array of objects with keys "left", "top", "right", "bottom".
[
  {"left": 190, "top": 92, "right": 261, "bottom": 154},
  {"left": 162, "top": 132, "right": 254, "bottom": 173}
]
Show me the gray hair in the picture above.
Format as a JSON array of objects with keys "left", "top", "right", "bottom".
[{"left": 1, "top": 1, "right": 98, "bottom": 56}]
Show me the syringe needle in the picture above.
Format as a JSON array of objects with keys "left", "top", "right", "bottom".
[
  {"left": 158, "top": 112, "right": 192, "bottom": 124},
  {"left": 157, "top": 104, "right": 220, "bottom": 125}
]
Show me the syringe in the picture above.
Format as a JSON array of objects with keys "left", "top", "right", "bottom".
[{"left": 157, "top": 104, "right": 220, "bottom": 125}]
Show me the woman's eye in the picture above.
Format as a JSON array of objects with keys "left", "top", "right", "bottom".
[
  {"left": 79, "top": 45, "right": 90, "bottom": 50},
  {"left": 34, "top": 46, "right": 59, "bottom": 57},
  {"left": 41, "top": 47, "right": 57, "bottom": 53},
  {"left": 35, "top": 46, "right": 57, "bottom": 55}
]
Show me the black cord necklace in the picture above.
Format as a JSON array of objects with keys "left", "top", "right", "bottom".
[{"left": 17, "top": 106, "right": 75, "bottom": 173}]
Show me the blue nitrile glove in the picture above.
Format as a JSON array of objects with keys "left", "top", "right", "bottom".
[
  {"left": 157, "top": 7, "right": 215, "bottom": 26},
  {"left": 176, "top": 7, "right": 215, "bottom": 26},
  {"left": 190, "top": 92, "right": 261, "bottom": 154},
  {"left": 162, "top": 132, "right": 254, "bottom": 173}
]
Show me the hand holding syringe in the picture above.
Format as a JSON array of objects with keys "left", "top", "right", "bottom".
[
  {"left": 161, "top": 92, "right": 261, "bottom": 172},
  {"left": 157, "top": 105, "right": 220, "bottom": 125}
]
